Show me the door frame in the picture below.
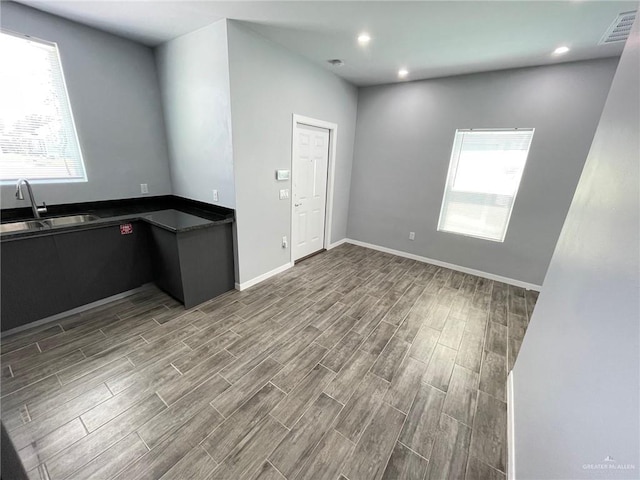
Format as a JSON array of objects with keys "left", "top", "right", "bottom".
[{"left": 290, "top": 114, "right": 338, "bottom": 264}]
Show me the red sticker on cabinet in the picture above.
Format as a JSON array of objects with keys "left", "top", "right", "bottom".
[{"left": 120, "top": 223, "right": 133, "bottom": 235}]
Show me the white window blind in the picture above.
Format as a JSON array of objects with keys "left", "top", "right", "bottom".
[
  {"left": 437, "top": 129, "right": 534, "bottom": 242},
  {"left": 0, "top": 31, "right": 86, "bottom": 183}
]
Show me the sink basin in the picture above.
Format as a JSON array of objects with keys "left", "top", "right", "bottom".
[
  {"left": 0, "top": 220, "right": 47, "bottom": 233},
  {"left": 42, "top": 214, "right": 100, "bottom": 227}
]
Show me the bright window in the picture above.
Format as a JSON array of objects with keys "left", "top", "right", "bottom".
[
  {"left": 437, "top": 128, "right": 534, "bottom": 242},
  {"left": 0, "top": 31, "right": 86, "bottom": 184}
]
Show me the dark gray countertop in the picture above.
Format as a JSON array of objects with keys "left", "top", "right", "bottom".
[
  {"left": 0, "top": 207, "right": 233, "bottom": 241},
  {"left": 141, "top": 209, "right": 226, "bottom": 232}
]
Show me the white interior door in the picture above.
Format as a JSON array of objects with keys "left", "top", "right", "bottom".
[{"left": 292, "top": 123, "right": 330, "bottom": 261}]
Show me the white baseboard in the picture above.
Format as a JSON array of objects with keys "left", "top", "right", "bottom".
[
  {"left": 345, "top": 239, "right": 542, "bottom": 291},
  {"left": 1, "top": 284, "right": 155, "bottom": 336},
  {"left": 327, "top": 238, "right": 348, "bottom": 250},
  {"left": 507, "top": 371, "right": 516, "bottom": 480},
  {"left": 235, "top": 262, "right": 294, "bottom": 291}
]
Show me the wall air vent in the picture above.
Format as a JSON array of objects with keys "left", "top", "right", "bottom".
[{"left": 599, "top": 10, "right": 637, "bottom": 45}]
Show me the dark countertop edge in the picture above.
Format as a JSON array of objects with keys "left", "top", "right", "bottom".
[
  {"left": 0, "top": 213, "right": 233, "bottom": 242},
  {"left": 1, "top": 195, "right": 235, "bottom": 222},
  {"left": 0, "top": 195, "right": 235, "bottom": 241}
]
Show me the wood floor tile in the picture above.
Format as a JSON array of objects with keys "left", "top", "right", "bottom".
[
  {"left": 324, "top": 349, "right": 378, "bottom": 404},
  {"left": 65, "top": 432, "right": 148, "bottom": 480},
  {"left": 202, "top": 382, "right": 285, "bottom": 462},
  {"left": 210, "top": 415, "right": 288, "bottom": 479},
  {"left": 341, "top": 402, "right": 406, "bottom": 480},
  {"left": 425, "top": 414, "right": 472, "bottom": 480},
  {"left": 320, "top": 330, "right": 364, "bottom": 372},
  {"left": 271, "top": 364, "right": 335, "bottom": 428},
  {"left": 269, "top": 325, "right": 321, "bottom": 365},
  {"left": 507, "top": 337, "right": 522, "bottom": 372},
  {"left": 138, "top": 374, "right": 230, "bottom": 448},
  {"left": 1, "top": 350, "right": 85, "bottom": 397},
  {"left": 172, "top": 330, "right": 240, "bottom": 373},
  {"left": 442, "top": 365, "right": 479, "bottom": 427},
  {"left": 456, "top": 331, "right": 484, "bottom": 373},
  {"left": 113, "top": 405, "right": 223, "bottom": 480},
  {"left": 408, "top": 325, "right": 440, "bottom": 364},
  {"left": 158, "top": 445, "right": 217, "bottom": 480},
  {"left": 248, "top": 461, "right": 286, "bottom": 480},
  {"left": 315, "top": 315, "right": 358, "bottom": 349},
  {"left": 1, "top": 325, "right": 63, "bottom": 354},
  {"left": 466, "top": 455, "right": 506, "bottom": 480},
  {"left": 439, "top": 317, "right": 466, "bottom": 350},
  {"left": 423, "top": 305, "right": 451, "bottom": 331},
  {"left": 479, "top": 350, "right": 507, "bottom": 401},
  {"left": 360, "top": 321, "right": 396, "bottom": 355},
  {"left": 508, "top": 313, "right": 528, "bottom": 342},
  {"left": 126, "top": 324, "right": 200, "bottom": 367},
  {"left": 18, "top": 417, "right": 87, "bottom": 471},
  {"left": 371, "top": 336, "right": 411, "bottom": 382},
  {"left": 423, "top": 344, "right": 457, "bottom": 392},
  {"left": 382, "top": 441, "right": 429, "bottom": 480},
  {"left": 26, "top": 357, "right": 134, "bottom": 422},
  {"left": 57, "top": 336, "right": 146, "bottom": 385},
  {"left": 45, "top": 394, "right": 166, "bottom": 480},
  {"left": 271, "top": 342, "right": 328, "bottom": 393},
  {"left": 395, "top": 293, "right": 435, "bottom": 342},
  {"left": 269, "top": 393, "right": 342, "bottom": 478},
  {"left": 485, "top": 321, "right": 508, "bottom": 356},
  {"left": 9, "top": 383, "right": 111, "bottom": 450},
  {"left": 465, "top": 308, "right": 488, "bottom": 338},
  {"left": 157, "top": 350, "right": 234, "bottom": 405},
  {"left": 335, "top": 372, "right": 389, "bottom": 442},
  {"left": 382, "top": 284, "right": 425, "bottom": 326},
  {"left": 399, "top": 382, "right": 445, "bottom": 458},
  {"left": 470, "top": 391, "right": 507, "bottom": 473},
  {"left": 383, "top": 356, "right": 426, "bottom": 413},
  {"left": 1, "top": 245, "right": 528, "bottom": 479},
  {"left": 292, "top": 429, "right": 354, "bottom": 480},
  {"left": 213, "top": 357, "right": 283, "bottom": 417}
]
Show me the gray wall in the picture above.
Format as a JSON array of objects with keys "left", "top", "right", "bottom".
[
  {"left": 155, "top": 20, "right": 235, "bottom": 209},
  {"left": 513, "top": 20, "right": 639, "bottom": 479},
  {"left": 347, "top": 58, "right": 618, "bottom": 286},
  {"left": 227, "top": 21, "right": 358, "bottom": 284},
  {"left": 0, "top": 2, "right": 172, "bottom": 208}
]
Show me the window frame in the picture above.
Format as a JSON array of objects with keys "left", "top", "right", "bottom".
[
  {"left": 436, "top": 127, "right": 534, "bottom": 243},
  {"left": 0, "top": 29, "right": 87, "bottom": 185}
]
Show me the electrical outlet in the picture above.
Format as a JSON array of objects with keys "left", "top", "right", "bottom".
[
  {"left": 213, "top": 189, "right": 219, "bottom": 202},
  {"left": 282, "top": 236, "right": 288, "bottom": 248},
  {"left": 409, "top": 231, "right": 415, "bottom": 240},
  {"left": 140, "top": 183, "right": 148, "bottom": 194}
]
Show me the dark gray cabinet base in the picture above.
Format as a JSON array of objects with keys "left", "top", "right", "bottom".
[
  {"left": 1, "top": 221, "right": 234, "bottom": 331},
  {"left": 150, "top": 223, "right": 234, "bottom": 308}
]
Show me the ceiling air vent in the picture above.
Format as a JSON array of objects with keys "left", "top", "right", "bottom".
[{"left": 599, "top": 10, "right": 637, "bottom": 45}]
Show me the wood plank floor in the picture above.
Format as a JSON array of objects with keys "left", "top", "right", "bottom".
[{"left": 0, "top": 244, "right": 537, "bottom": 480}]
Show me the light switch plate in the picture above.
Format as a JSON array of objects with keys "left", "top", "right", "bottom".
[
  {"left": 279, "top": 189, "right": 289, "bottom": 200},
  {"left": 276, "top": 170, "right": 290, "bottom": 181}
]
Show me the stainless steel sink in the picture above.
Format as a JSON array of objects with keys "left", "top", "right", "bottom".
[
  {"left": 0, "top": 220, "right": 47, "bottom": 233},
  {"left": 0, "top": 214, "right": 101, "bottom": 234},
  {"left": 42, "top": 214, "right": 100, "bottom": 227}
]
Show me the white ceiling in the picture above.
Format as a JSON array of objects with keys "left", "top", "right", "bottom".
[{"left": 11, "top": 1, "right": 638, "bottom": 86}]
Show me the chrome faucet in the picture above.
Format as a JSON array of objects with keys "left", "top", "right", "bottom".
[{"left": 15, "top": 179, "right": 47, "bottom": 218}]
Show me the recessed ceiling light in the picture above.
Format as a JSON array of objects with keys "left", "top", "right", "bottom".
[
  {"left": 358, "top": 33, "right": 371, "bottom": 45},
  {"left": 553, "top": 46, "right": 570, "bottom": 55},
  {"left": 398, "top": 68, "right": 409, "bottom": 78}
]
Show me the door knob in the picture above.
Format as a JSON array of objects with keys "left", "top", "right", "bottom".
[{"left": 294, "top": 203, "right": 302, "bottom": 207}]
